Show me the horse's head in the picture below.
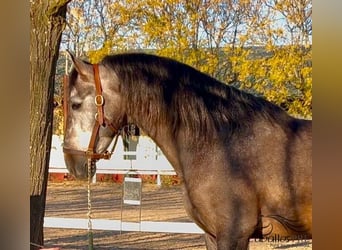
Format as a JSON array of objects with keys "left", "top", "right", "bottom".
[{"left": 63, "top": 52, "right": 125, "bottom": 179}]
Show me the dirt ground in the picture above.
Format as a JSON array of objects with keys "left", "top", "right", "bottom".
[{"left": 44, "top": 180, "right": 312, "bottom": 250}]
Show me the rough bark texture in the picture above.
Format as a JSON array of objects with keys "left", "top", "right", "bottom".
[{"left": 30, "top": 1, "right": 70, "bottom": 249}]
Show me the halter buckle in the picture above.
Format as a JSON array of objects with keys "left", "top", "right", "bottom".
[
  {"left": 86, "top": 149, "right": 94, "bottom": 158},
  {"left": 102, "top": 151, "right": 111, "bottom": 160}
]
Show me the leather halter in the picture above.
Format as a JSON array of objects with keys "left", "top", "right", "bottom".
[{"left": 63, "top": 64, "right": 121, "bottom": 161}]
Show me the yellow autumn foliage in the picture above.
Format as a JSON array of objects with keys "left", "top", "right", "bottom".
[
  {"left": 55, "top": 0, "right": 311, "bottom": 134},
  {"left": 231, "top": 45, "right": 311, "bottom": 118}
]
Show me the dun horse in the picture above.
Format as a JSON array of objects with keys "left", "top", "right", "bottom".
[{"left": 63, "top": 52, "right": 312, "bottom": 249}]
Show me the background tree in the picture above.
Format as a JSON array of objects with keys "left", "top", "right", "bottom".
[
  {"left": 30, "top": 1, "right": 71, "bottom": 249},
  {"left": 230, "top": 0, "right": 312, "bottom": 117},
  {"left": 54, "top": 0, "right": 312, "bottom": 136}
]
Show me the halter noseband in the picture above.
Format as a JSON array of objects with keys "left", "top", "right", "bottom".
[{"left": 63, "top": 64, "right": 121, "bottom": 161}]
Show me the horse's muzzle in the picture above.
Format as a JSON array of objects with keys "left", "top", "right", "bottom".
[{"left": 63, "top": 153, "right": 96, "bottom": 180}]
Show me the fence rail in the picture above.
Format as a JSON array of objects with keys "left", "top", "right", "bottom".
[{"left": 44, "top": 217, "right": 203, "bottom": 234}]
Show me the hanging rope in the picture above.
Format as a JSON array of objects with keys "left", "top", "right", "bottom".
[{"left": 87, "top": 158, "right": 94, "bottom": 250}]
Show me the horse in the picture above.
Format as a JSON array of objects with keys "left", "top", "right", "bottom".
[{"left": 63, "top": 52, "right": 312, "bottom": 249}]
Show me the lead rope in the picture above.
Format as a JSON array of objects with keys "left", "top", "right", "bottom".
[
  {"left": 85, "top": 127, "right": 123, "bottom": 250},
  {"left": 87, "top": 158, "right": 94, "bottom": 250}
]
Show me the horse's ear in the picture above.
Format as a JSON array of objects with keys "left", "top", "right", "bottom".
[{"left": 66, "top": 50, "right": 93, "bottom": 81}]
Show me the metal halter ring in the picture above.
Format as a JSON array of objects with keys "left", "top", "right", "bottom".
[
  {"left": 94, "top": 95, "right": 104, "bottom": 106},
  {"left": 94, "top": 113, "right": 99, "bottom": 121},
  {"left": 94, "top": 113, "right": 106, "bottom": 126}
]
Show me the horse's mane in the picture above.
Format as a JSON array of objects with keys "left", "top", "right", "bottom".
[{"left": 101, "top": 53, "right": 289, "bottom": 139}]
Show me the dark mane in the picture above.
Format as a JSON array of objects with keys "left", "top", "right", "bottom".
[{"left": 101, "top": 53, "right": 290, "bottom": 139}]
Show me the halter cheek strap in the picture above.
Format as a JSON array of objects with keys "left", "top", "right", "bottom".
[
  {"left": 93, "top": 64, "right": 105, "bottom": 126},
  {"left": 63, "top": 64, "right": 121, "bottom": 161}
]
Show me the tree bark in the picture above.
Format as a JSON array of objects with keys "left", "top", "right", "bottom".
[{"left": 30, "top": 1, "right": 70, "bottom": 249}]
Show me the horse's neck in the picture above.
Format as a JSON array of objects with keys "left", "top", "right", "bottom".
[{"left": 133, "top": 120, "right": 185, "bottom": 177}]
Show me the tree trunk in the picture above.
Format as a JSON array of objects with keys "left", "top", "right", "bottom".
[{"left": 30, "top": 1, "right": 70, "bottom": 249}]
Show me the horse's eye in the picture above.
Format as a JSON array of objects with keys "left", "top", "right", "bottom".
[{"left": 71, "top": 103, "right": 81, "bottom": 110}]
